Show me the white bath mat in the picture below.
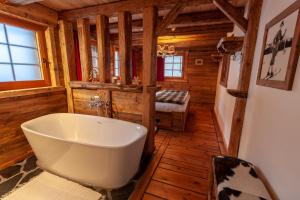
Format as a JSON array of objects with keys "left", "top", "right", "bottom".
[{"left": 1, "top": 172, "right": 101, "bottom": 200}]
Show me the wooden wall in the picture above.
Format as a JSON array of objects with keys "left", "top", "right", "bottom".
[
  {"left": 72, "top": 88, "right": 143, "bottom": 124},
  {"left": 0, "top": 88, "right": 67, "bottom": 169},
  {"left": 157, "top": 50, "right": 219, "bottom": 104}
]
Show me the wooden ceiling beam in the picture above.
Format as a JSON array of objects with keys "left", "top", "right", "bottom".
[
  {"left": 59, "top": 0, "right": 211, "bottom": 20},
  {"left": 105, "top": 9, "right": 236, "bottom": 33},
  {"left": 159, "top": 23, "right": 234, "bottom": 36},
  {"left": 213, "top": 0, "right": 248, "bottom": 33},
  {"left": 0, "top": 2, "right": 58, "bottom": 26},
  {"left": 156, "top": 0, "right": 186, "bottom": 35}
]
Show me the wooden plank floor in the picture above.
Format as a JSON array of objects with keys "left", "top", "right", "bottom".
[{"left": 131, "top": 105, "right": 223, "bottom": 200}]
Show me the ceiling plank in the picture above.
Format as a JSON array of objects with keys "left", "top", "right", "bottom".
[
  {"left": 213, "top": 0, "right": 248, "bottom": 33},
  {"left": 156, "top": 0, "right": 185, "bottom": 35}
]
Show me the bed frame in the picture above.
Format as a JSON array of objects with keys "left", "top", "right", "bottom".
[{"left": 156, "top": 100, "right": 190, "bottom": 132}]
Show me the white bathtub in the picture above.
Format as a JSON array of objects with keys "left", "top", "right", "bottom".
[{"left": 21, "top": 113, "right": 147, "bottom": 189}]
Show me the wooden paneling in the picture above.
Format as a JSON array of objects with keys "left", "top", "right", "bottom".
[
  {"left": 72, "top": 89, "right": 143, "bottom": 123},
  {"left": 158, "top": 50, "right": 219, "bottom": 104},
  {"left": 0, "top": 87, "right": 67, "bottom": 169}
]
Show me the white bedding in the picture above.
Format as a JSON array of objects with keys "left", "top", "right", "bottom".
[{"left": 155, "top": 94, "right": 190, "bottom": 112}]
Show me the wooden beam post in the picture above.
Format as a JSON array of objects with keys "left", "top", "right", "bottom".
[
  {"left": 96, "top": 15, "right": 110, "bottom": 83},
  {"left": 213, "top": 0, "right": 248, "bottom": 33},
  {"left": 77, "top": 18, "right": 92, "bottom": 81},
  {"left": 45, "top": 26, "right": 60, "bottom": 86},
  {"left": 58, "top": 20, "right": 76, "bottom": 113},
  {"left": 118, "top": 11, "right": 132, "bottom": 85},
  {"left": 156, "top": 0, "right": 185, "bottom": 35},
  {"left": 142, "top": 6, "right": 158, "bottom": 155},
  {"left": 228, "top": 0, "right": 263, "bottom": 156}
]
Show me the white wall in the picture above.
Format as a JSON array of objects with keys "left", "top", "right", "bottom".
[
  {"left": 239, "top": 0, "right": 300, "bottom": 199},
  {"left": 214, "top": 25, "right": 244, "bottom": 147},
  {"left": 215, "top": 0, "right": 300, "bottom": 199}
]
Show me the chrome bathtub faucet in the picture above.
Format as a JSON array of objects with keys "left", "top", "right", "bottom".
[
  {"left": 89, "top": 96, "right": 104, "bottom": 109},
  {"left": 89, "top": 96, "right": 111, "bottom": 117}
]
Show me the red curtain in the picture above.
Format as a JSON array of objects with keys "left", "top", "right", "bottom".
[
  {"left": 73, "top": 31, "right": 82, "bottom": 81},
  {"left": 157, "top": 57, "right": 165, "bottom": 81}
]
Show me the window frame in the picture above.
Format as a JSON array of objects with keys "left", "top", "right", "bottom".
[
  {"left": 164, "top": 52, "right": 187, "bottom": 81},
  {"left": 0, "top": 14, "right": 50, "bottom": 91}
]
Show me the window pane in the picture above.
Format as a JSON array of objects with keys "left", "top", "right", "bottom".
[
  {"left": 6, "top": 25, "right": 36, "bottom": 47},
  {"left": 173, "top": 70, "right": 182, "bottom": 77},
  {"left": 91, "top": 46, "right": 97, "bottom": 57},
  {"left": 114, "top": 68, "right": 119, "bottom": 76},
  {"left": 14, "top": 64, "right": 41, "bottom": 81},
  {"left": 0, "top": 24, "right": 6, "bottom": 43},
  {"left": 165, "top": 63, "right": 173, "bottom": 70},
  {"left": 10, "top": 46, "right": 39, "bottom": 64},
  {"left": 115, "top": 60, "right": 119, "bottom": 68},
  {"left": 174, "top": 56, "right": 182, "bottom": 63},
  {"left": 173, "top": 63, "right": 182, "bottom": 70},
  {"left": 92, "top": 57, "right": 98, "bottom": 68},
  {"left": 114, "top": 51, "right": 119, "bottom": 60},
  {"left": 164, "top": 70, "right": 172, "bottom": 76},
  {"left": 165, "top": 56, "right": 173, "bottom": 63},
  {"left": 0, "top": 64, "right": 14, "bottom": 82},
  {"left": 0, "top": 44, "right": 10, "bottom": 63}
]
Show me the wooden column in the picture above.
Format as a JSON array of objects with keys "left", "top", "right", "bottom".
[
  {"left": 77, "top": 18, "right": 92, "bottom": 81},
  {"left": 58, "top": 20, "right": 76, "bottom": 113},
  {"left": 45, "top": 26, "right": 60, "bottom": 86},
  {"left": 142, "top": 6, "right": 158, "bottom": 155},
  {"left": 228, "top": 0, "right": 263, "bottom": 156},
  {"left": 118, "top": 11, "right": 132, "bottom": 85},
  {"left": 96, "top": 15, "right": 110, "bottom": 83}
]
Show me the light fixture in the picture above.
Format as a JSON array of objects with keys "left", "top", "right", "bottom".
[{"left": 157, "top": 44, "right": 176, "bottom": 57}]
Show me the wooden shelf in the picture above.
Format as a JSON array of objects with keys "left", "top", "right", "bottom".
[
  {"left": 211, "top": 54, "right": 223, "bottom": 62},
  {"left": 70, "top": 81, "right": 143, "bottom": 92},
  {"left": 217, "top": 36, "right": 244, "bottom": 54},
  {"left": 227, "top": 89, "right": 248, "bottom": 98}
]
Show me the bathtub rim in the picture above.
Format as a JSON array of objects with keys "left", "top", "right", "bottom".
[{"left": 21, "top": 113, "right": 148, "bottom": 149}]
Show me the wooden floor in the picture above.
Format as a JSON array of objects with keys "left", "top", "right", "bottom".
[{"left": 131, "top": 105, "right": 223, "bottom": 200}]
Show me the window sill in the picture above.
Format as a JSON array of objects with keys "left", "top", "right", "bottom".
[
  {"left": 158, "top": 79, "right": 188, "bottom": 83},
  {"left": 0, "top": 86, "right": 65, "bottom": 99}
]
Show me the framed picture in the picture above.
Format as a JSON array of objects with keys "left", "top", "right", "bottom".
[
  {"left": 220, "top": 54, "right": 231, "bottom": 87},
  {"left": 257, "top": 1, "right": 300, "bottom": 90}
]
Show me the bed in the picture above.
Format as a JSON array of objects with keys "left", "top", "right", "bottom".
[{"left": 155, "top": 90, "right": 190, "bottom": 132}]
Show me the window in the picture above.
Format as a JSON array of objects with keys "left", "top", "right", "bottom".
[
  {"left": 164, "top": 55, "right": 183, "bottom": 78},
  {"left": 91, "top": 45, "right": 98, "bottom": 69},
  {"left": 0, "top": 17, "right": 49, "bottom": 90},
  {"left": 114, "top": 51, "right": 120, "bottom": 77}
]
